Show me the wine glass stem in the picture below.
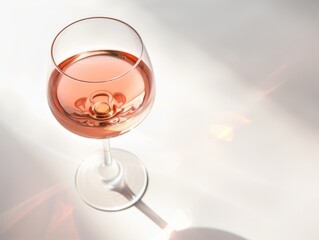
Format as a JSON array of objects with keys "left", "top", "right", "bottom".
[
  {"left": 103, "top": 139, "right": 113, "bottom": 166},
  {"left": 100, "top": 139, "right": 121, "bottom": 182}
]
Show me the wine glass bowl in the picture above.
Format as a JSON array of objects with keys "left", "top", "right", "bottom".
[
  {"left": 47, "top": 17, "right": 155, "bottom": 211},
  {"left": 48, "top": 17, "right": 155, "bottom": 139}
]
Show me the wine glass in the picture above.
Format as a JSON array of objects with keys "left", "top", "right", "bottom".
[{"left": 47, "top": 17, "right": 155, "bottom": 211}]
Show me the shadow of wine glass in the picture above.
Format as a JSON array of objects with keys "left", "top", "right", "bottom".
[
  {"left": 169, "top": 227, "right": 247, "bottom": 240},
  {"left": 133, "top": 200, "right": 247, "bottom": 240},
  {"left": 114, "top": 177, "right": 247, "bottom": 240}
]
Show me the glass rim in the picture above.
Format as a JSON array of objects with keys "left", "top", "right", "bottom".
[{"left": 50, "top": 16, "right": 145, "bottom": 83}]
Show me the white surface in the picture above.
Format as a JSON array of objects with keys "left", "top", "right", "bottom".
[{"left": 1, "top": 0, "right": 319, "bottom": 239}]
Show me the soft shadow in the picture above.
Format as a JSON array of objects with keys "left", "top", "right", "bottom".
[
  {"left": 169, "top": 227, "right": 247, "bottom": 240},
  {"left": 138, "top": 0, "right": 319, "bottom": 131},
  {"left": 134, "top": 200, "right": 168, "bottom": 229},
  {"left": 133, "top": 200, "right": 247, "bottom": 240}
]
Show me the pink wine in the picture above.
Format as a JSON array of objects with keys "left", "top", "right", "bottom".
[{"left": 48, "top": 50, "right": 155, "bottom": 139}]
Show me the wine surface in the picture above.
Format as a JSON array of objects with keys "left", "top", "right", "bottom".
[{"left": 48, "top": 50, "right": 154, "bottom": 138}]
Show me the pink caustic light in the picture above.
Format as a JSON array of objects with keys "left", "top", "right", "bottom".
[{"left": 0, "top": 183, "right": 67, "bottom": 235}]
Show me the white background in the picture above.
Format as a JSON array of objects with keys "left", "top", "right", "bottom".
[{"left": 0, "top": 0, "right": 319, "bottom": 239}]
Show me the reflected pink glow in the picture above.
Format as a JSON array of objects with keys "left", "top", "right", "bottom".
[
  {"left": 49, "top": 201, "right": 75, "bottom": 229},
  {"left": 210, "top": 124, "right": 234, "bottom": 142},
  {"left": 45, "top": 201, "right": 80, "bottom": 240},
  {"left": 268, "top": 63, "right": 288, "bottom": 78},
  {"left": 0, "top": 183, "right": 67, "bottom": 234},
  {"left": 260, "top": 79, "right": 288, "bottom": 97},
  {"left": 209, "top": 113, "right": 252, "bottom": 142},
  {"left": 233, "top": 113, "right": 252, "bottom": 125},
  {"left": 209, "top": 62, "right": 291, "bottom": 142},
  {"left": 260, "top": 62, "right": 290, "bottom": 97}
]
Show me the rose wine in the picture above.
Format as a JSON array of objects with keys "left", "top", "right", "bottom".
[{"left": 48, "top": 50, "right": 155, "bottom": 138}]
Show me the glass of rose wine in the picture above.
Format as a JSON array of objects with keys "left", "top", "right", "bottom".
[{"left": 47, "top": 17, "right": 155, "bottom": 211}]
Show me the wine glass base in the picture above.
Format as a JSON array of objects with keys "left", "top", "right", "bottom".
[{"left": 75, "top": 149, "right": 148, "bottom": 211}]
